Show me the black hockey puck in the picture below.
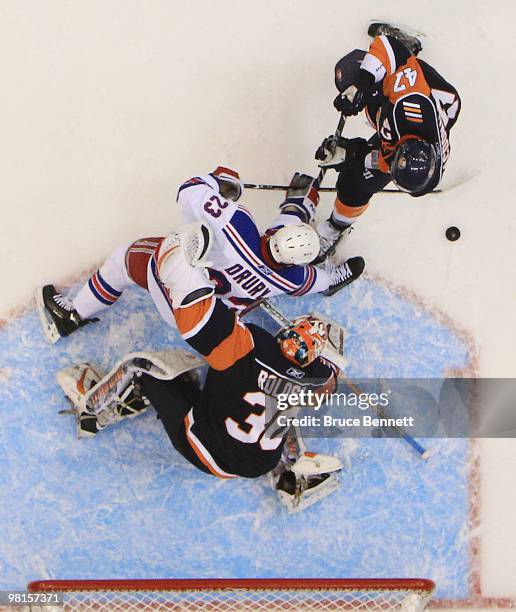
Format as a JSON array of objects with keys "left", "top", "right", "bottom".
[{"left": 446, "top": 226, "right": 461, "bottom": 241}]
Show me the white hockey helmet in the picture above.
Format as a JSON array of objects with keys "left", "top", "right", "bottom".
[
  {"left": 211, "top": 166, "right": 244, "bottom": 202},
  {"left": 268, "top": 223, "right": 320, "bottom": 265}
]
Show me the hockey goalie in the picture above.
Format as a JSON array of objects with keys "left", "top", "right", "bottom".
[{"left": 48, "top": 223, "right": 344, "bottom": 513}]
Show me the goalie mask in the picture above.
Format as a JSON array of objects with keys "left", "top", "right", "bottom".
[{"left": 277, "top": 315, "right": 328, "bottom": 367}]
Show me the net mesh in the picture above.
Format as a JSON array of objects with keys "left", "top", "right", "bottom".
[{"left": 28, "top": 579, "right": 435, "bottom": 612}]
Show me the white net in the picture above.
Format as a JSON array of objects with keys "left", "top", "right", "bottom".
[{"left": 28, "top": 579, "right": 435, "bottom": 611}]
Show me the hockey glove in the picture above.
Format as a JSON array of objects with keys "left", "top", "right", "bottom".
[
  {"left": 340, "top": 137, "right": 370, "bottom": 170},
  {"left": 286, "top": 172, "right": 320, "bottom": 196},
  {"left": 280, "top": 172, "right": 320, "bottom": 224},
  {"left": 317, "top": 137, "right": 371, "bottom": 172},
  {"left": 315, "top": 135, "right": 336, "bottom": 162},
  {"left": 211, "top": 166, "right": 243, "bottom": 202},
  {"left": 333, "top": 69, "right": 375, "bottom": 116}
]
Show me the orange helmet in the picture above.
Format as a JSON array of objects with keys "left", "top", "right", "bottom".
[{"left": 277, "top": 315, "right": 328, "bottom": 367}]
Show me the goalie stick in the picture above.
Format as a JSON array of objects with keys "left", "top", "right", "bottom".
[{"left": 255, "top": 299, "right": 430, "bottom": 460}]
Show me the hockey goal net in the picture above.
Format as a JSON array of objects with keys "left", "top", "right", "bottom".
[{"left": 28, "top": 578, "right": 436, "bottom": 611}]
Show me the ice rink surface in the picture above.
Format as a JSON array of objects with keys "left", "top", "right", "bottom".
[{"left": 0, "top": 0, "right": 515, "bottom": 608}]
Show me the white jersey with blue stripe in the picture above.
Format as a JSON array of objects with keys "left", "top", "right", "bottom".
[{"left": 176, "top": 175, "right": 329, "bottom": 309}]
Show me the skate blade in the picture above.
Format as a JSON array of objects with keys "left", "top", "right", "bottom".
[
  {"left": 35, "top": 287, "right": 61, "bottom": 344},
  {"left": 313, "top": 237, "right": 343, "bottom": 265}
]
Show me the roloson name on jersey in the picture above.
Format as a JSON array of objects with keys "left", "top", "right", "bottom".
[
  {"left": 257, "top": 369, "right": 306, "bottom": 398},
  {"left": 225, "top": 264, "right": 272, "bottom": 299}
]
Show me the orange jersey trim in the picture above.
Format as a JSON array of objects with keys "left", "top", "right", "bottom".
[
  {"left": 184, "top": 411, "right": 237, "bottom": 479},
  {"left": 377, "top": 156, "right": 390, "bottom": 173},
  {"left": 174, "top": 297, "right": 215, "bottom": 338},
  {"left": 369, "top": 35, "right": 395, "bottom": 74},
  {"left": 335, "top": 198, "right": 369, "bottom": 219},
  {"left": 205, "top": 319, "right": 254, "bottom": 371}
]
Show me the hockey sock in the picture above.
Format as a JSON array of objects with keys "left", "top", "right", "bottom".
[{"left": 73, "top": 244, "right": 134, "bottom": 319}]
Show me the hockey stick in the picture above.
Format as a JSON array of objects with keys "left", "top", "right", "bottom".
[
  {"left": 245, "top": 109, "right": 436, "bottom": 195},
  {"left": 257, "top": 299, "right": 429, "bottom": 460},
  {"left": 315, "top": 112, "right": 347, "bottom": 187},
  {"left": 243, "top": 182, "right": 441, "bottom": 194}
]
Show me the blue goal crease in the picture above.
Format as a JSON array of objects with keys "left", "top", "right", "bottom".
[{"left": 0, "top": 280, "right": 471, "bottom": 599}]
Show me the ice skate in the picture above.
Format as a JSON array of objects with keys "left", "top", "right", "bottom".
[
  {"left": 314, "top": 219, "right": 352, "bottom": 264},
  {"left": 36, "top": 284, "right": 98, "bottom": 344},
  {"left": 320, "top": 256, "right": 365, "bottom": 296},
  {"left": 368, "top": 21, "right": 425, "bottom": 56}
]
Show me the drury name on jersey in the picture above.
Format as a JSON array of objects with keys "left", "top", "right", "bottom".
[{"left": 176, "top": 174, "right": 328, "bottom": 308}]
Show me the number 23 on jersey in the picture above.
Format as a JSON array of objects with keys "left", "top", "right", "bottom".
[{"left": 204, "top": 195, "right": 228, "bottom": 218}]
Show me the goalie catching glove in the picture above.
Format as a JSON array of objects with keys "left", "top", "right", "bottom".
[{"left": 156, "top": 222, "right": 214, "bottom": 309}]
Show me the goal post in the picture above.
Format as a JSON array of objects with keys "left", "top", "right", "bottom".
[{"left": 28, "top": 577, "right": 436, "bottom": 611}]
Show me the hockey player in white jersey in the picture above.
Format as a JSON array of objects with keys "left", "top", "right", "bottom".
[
  {"left": 37, "top": 167, "right": 364, "bottom": 342},
  {"left": 175, "top": 167, "right": 363, "bottom": 310}
]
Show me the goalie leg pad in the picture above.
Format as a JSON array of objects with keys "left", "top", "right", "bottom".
[
  {"left": 57, "top": 361, "right": 149, "bottom": 438},
  {"left": 57, "top": 362, "right": 107, "bottom": 438},
  {"left": 58, "top": 350, "right": 203, "bottom": 438}
]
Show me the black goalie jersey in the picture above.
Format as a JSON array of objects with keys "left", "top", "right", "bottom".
[{"left": 173, "top": 297, "right": 336, "bottom": 478}]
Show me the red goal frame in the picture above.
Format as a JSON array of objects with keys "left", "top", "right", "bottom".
[
  {"left": 28, "top": 578, "right": 436, "bottom": 593},
  {"left": 28, "top": 577, "right": 436, "bottom": 610}
]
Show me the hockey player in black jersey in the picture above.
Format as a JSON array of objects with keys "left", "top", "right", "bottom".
[
  {"left": 315, "top": 23, "right": 462, "bottom": 261},
  {"left": 55, "top": 223, "right": 342, "bottom": 508}
]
